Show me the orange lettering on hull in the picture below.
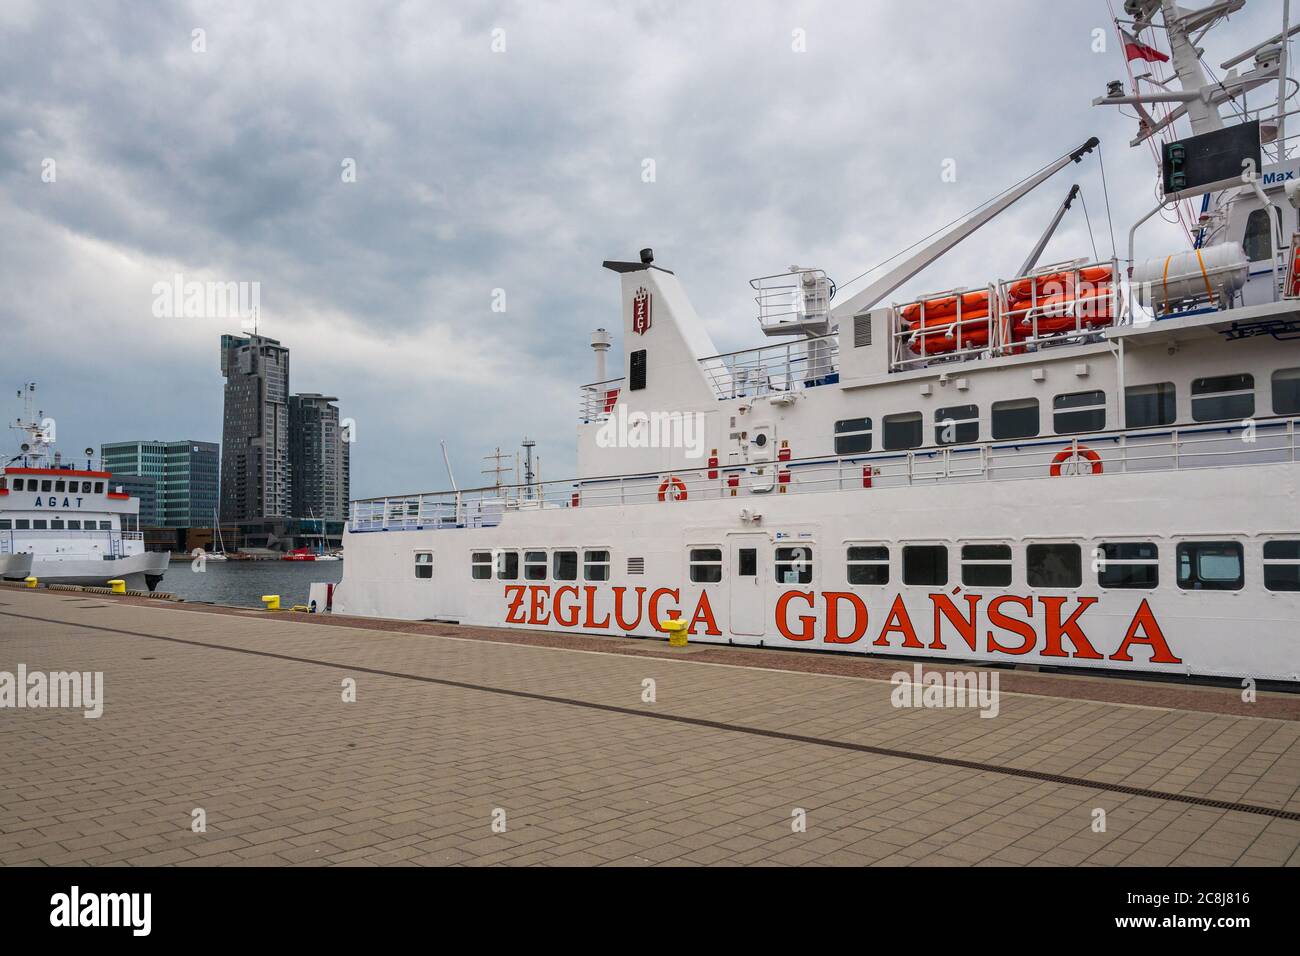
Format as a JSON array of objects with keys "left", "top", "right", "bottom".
[
  {"left": 873, "top": 595, "right": 922, "bottom": 648},
  {"left": 1110, "top": 599, "right": 1182, "bottom": 664},
  {"left": 498, "top": 586, "right": 1176, "bottom": 665}
]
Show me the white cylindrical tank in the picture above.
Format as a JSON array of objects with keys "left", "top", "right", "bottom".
[{"left": 1131, "top": 242, "right": 1248, "bottom": 309}]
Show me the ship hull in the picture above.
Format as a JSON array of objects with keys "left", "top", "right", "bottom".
[
  {"left": 0, "top": 553, "right": 34, "bottom": 581},
  {"left": 27, "top": 551, "right": 171, "bottom": 591},
  {"left": 334, "top": 462, "right": 1300, "bottom": 682}
]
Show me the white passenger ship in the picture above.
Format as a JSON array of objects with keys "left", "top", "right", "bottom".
[
  {"left": 1, "top": 385, "right": 169, "bottom": 591},
  {"left": 335, "top": 0, "right": 1300, "bottom": 681}
]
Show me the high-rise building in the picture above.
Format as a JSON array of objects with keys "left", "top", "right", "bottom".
[
  {"left": 289, "top": 394, "right": 350, "bottom": 523},
  {"left": 105, "top": 472, "right": 160, "bottom": 528},
  {"left": 100, "top": 440, "right": 218, "bottom": 528},
  {"left": 220, "top": 334, "right": 291, "bottom": 522}
]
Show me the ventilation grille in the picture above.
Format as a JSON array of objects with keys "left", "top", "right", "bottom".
[
  {"left": 854, "top": 313, "right": 872, "bottom": 348},
  {"left": 629, "top": 349, "right": 647, "bottom": 391},
  {"left": 627, "top": 557, "right": 645, "bottom": 575}
]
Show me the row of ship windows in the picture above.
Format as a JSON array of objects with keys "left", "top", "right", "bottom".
[
  {"left": 3, "top": 478, "right": 106, "bottom": 494},
  {"left": 833, "top": 370, "right": 1300, "bottom": 453},
  {"left": 0, "top": 519, "right": 113, "bottom": 530},
  {"left": 414, "top": 541, "right": 1300, "bottom": 593}
]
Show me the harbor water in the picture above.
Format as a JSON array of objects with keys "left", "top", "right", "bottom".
[{"left": 159, "top": 558, "right": 344, "bottom": 608}]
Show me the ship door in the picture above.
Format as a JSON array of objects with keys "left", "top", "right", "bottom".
[{"left": 727, "top": 532, "right": 767, "bottom": 636}]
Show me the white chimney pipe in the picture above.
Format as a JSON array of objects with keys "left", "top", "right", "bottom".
[{"left": 591, "top": 327, "right": 611, "bottom": 382}]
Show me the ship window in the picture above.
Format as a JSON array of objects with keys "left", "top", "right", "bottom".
[
  {"left": 471, "top": 551, "right": 493, "bottom": 580},
  {"left": 67, "top": 520, "right": 81, "bottom": 530},
  {"left": 689, "top": 548, "right": 723, "bottom": 583},
  {"left": 41, "top": 480, "right": 52, "bottom": 492},
  {"left": 1273, "top": 367, "right": 1300, "bottom": 415},
  {"left": 33, "top": 520, "right": 47, "bottom": 530},
  {"left": 1263, "top": 540, "right": 1300, "bottom": 592},
  {"left": 10, "top": 479, "right": 21, "bottom": 491},
  {"left": 81, "top": 481, "right": 92, "bottom": 493},
  {"left": 553, "top": 550, "right": 578, "bottom": 581},
  {"left": 1054, "top": 390, "right": 1106, "bottom": 434},
  {"left": 0, "top": 519, "right": 9, "bottom": 529},
  {"left": 1026, "top": 543, "right": 1082, "bottom": 588},
  {"left": 882, "top": 412, "right": 923, "bottom": 450},
  {"left": 99, "top": 520, "right": 112, "bottom": 530},
  {"left": 903, "top": 545, "right": 948, "bottom": 586},
  {"left": 847, "top": 545, "right": 889, "bottom": 585},
  {"left": 629, "top": 349, "right": 647, "bottom": 391},
  {"left": 991, "top": 398, "right": 1039, "bottom": 440},
  {"left": 1177, "top": 541, "right": 1243, "bottom": 590},
  {"left": 496, "top": 551, "right": 519, "bottom": 580},
  {"left": 50, "top": 519, "right": 64, "bottom": 530},
  {"left": 414, "top": 551, "right": 433, "bottom": 579},
  {"left": 737, "top": 548, "right": 757, "bottom": 577},
  {"left": 834, "top": 418, "right": 872, "bottom": 455},
  {"left": 16, "top": 520, "right": 30, "bottom": 529},
  {"left": 94, "top": 482, "right": 103, "bottom": 493},
  {"left": 1242, "top": 208, "right": 1273, "bottom": 262},
  {"left": 54, "top": 481, "right": 65, "bottom": 492},
  {"left": 1191, "top": 373, "right": 1254, "bottom": 422},
  {"left": 961, "top": 544, "right": 1012, "bottom": 587},
  {"left": 775, "top": 546, "right": 813, "bottom": 585},
  {"left": 1126, "top": 382, "right": 1176, "bottom": 428},
  {"left": 1097, "top": 542, "right": 1159, "bottom": 589},
  {"left": 584, "top": 549, "right": 610, "bottom": 581},
  {"left": 935, "top": 405, "right": 979, "bottom": 445},
  {"left": 524, "top": 550, "right": 547, "bottom": 580}
]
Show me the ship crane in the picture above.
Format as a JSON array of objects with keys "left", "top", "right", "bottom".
[{"left": 828, "top": 138, "right": 1100, "bottom": 323}]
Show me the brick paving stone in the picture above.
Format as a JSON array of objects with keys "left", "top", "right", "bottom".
[{"left": 1, "top": 587, "right": 1297, "bottom": 868}]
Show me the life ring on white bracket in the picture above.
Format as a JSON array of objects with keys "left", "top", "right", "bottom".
[
  {"left": 657, "top": 476, "right": 688, "bottom": 501},
  {"left": 1049, "top": 444, "right": 1103, "bottom": 476}
]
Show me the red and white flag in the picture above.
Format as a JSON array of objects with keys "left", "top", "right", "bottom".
[{"left": 1121, "top": 26, "right": 1169, "bottom": 63}]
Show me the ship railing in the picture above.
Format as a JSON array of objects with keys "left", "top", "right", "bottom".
[
  {"left": 349, "top": 416, "right": 1296, "bottom": 531},
  {"left": 0, "top": 528, "right": 140, "bottom": 540},
  {"left": 697, "top": 335, "right": 840, "bottom": 400},
  {"left": 889, "top": 258, "right": 1124, "bottom": 372},
  {"left": 750, "top": 269, "right": 833, "bottom": 331},
  {"left": 579, "top": 378, "right": 626, "bottom": 423}
]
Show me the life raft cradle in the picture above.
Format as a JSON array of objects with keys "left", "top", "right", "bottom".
[{"left": 899, "top": 262, "right": 1118, "bottom": 356}]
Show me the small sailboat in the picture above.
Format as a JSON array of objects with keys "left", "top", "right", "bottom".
[{"left": 206, "top": 508, "right": 229, "bottom": 560}]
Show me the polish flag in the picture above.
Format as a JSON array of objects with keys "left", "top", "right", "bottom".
[{"left": 1121, "top": 26, "right": 1169, "bottom": 63}]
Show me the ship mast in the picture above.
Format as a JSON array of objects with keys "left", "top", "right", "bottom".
[{"left": 8, "top": 382, "right": 52, "bottom": 468}]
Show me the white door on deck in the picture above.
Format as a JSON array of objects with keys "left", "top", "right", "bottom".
[{"left": 727, "top": 533, "right": 767, "bottom": 636}]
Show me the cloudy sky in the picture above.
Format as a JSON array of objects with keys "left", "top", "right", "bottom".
[{"left": 0, "top": 0, "right": 1284, "bottom": 498}]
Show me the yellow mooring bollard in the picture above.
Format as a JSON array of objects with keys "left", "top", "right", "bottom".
[
  {"left": 107, "top": 579, "right": 126, "bottom": 594},
  {"left": 661, "top": 619, "right": 689, "bottom": 647},
  {"left": 24, "top": 576, "right": 38, "bottom": 589},
  {"left": 261, "top": 594, "right": 281, "bottom": 611}
]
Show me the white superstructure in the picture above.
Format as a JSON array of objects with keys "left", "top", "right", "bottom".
[{"left": 335, "top": 0, "right": 1300, "bottom": 681}]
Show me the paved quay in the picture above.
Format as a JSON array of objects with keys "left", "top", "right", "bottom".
[{"left": 1, "top": 586, "right": 1298, "bottom": 867}]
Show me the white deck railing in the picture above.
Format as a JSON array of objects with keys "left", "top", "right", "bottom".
[{"left": 350, "top": 416, "right": 1298, "bottom": 532}]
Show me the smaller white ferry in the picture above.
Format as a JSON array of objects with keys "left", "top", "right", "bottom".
[{"left": 1, "top": 384, "right": 169, "bottom": 591}]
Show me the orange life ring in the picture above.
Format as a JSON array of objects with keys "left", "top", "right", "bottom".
[
  {"left": 657, "top": 476, "right": 688, "bottom": 501},
  {"left": 1049, "top": 445, "right": 1103, "bottom": 476}
]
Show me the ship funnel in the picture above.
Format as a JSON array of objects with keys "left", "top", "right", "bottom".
[{"left": 590, "top": 328, "right": 612, "bottom": 382}]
